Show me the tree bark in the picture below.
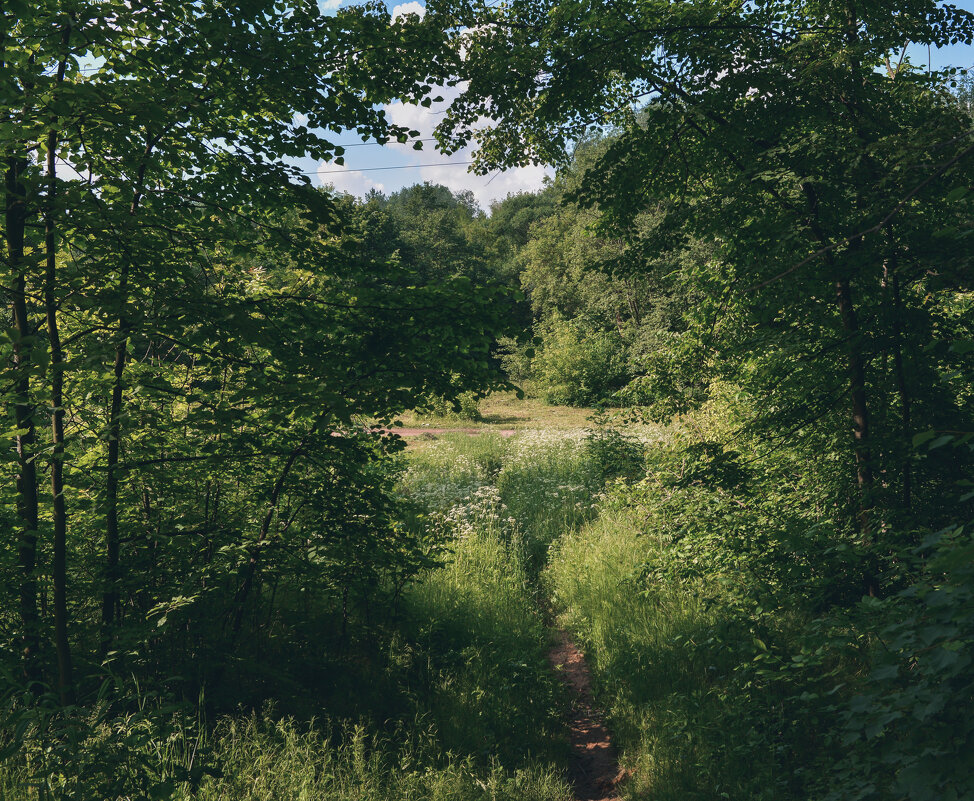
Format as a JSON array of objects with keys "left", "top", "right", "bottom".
[
  {"left": 834, "top": 278, "right": 875, "bottom": 535},
  {"left": 6, "top": 156, "right": 42, "bottom": 685},
  {"left": 46, "top": 144, "right": 75, "bottom": 703}
]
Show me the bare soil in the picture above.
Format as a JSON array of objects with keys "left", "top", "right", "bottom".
[
  {"left": 378, "top": 427, "right": 516, "bottom": 437},
  {"left": 547, "top": 629, "right": 627, "bottom": 801}
]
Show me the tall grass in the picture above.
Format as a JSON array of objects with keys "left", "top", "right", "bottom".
[
  {"left": 496, "top": 431, "right": 601, "bottom": 562},
  {"left": 398, "top": 433, "right": 509, "bottom": 512},
  {"left": 545, "top": 503, "right": 819, "bottom": 801},
  {"left": 3, "top": 428, "right": 618, "bottom": 801},
  {"left": 179, "top": 714, "right": 568, "bottom": 801},
  {"left": 396, "top": 429, "right": 603, "bottom": 760},
  {"left": 401, "top": 526, "right": 562, "bottom": 762},
  {"left": 401, "top": 430, "right": 602, "bottom": 573}
]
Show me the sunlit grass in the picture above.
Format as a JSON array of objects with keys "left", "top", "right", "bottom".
[
  {"left": 397, "top": 390, "right": 597, "bottom": 431},
  {"left": 178, "top": 714, "right": 569, "bottom": 801},
  {"left": 545, "top": 505, "right": 810, "bottom": 801}
]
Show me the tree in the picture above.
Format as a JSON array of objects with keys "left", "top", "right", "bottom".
[
  {"left": 385, "top": 182, "right": 490, "bottom": 283},
  {"left": 441, "top": 0, "right": 974, "bottom": 558},
  {"left": 1, "top": 0, "right": 508, "bottom": 706}
]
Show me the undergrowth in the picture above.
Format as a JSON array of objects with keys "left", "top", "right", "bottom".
[
  {"left": 8, "top": 419, "right": 965, "bottom": 801},
  {"left": 1, "top": 430, "right": 590, "bottom": 801},
  {"left": 545, "top": 422, "right": 974, "bottom": 801}
]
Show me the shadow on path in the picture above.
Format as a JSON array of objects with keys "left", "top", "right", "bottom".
[{"left": 547, "top": 630, "right": 628, "bottom": 801}]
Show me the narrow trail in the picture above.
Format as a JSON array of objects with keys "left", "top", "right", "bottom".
[
  {"left": 547, "top": 629, "right": 626, "bottom": 801},
  {"left": 382, "top": 427, "right": 517, "bottom": 437}
]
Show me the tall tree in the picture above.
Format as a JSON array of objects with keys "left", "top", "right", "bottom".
[
  {"left": 441, "top": 0, "right": 974, "bottom": 549},
  {"left": 0, "top": 0, "right": 506, "bottom": 693}
]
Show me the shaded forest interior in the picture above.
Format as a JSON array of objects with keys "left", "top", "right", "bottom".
[{"left": 2, "top": 2, "right": 974, "bottom": 800}]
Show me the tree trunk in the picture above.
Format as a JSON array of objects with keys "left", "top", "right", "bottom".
[
  {"left": 6, "top": 156, "right": 42, "bottom": 685},
  {"left": 46, "top": 25, "right": 75, "bottom": 706},
  {"left": 46, "top": 133, "right": 75, "bottom": 704},
  {"left": 886, "top": 263, "right": 912, "bottom": 512},
  {"left": 101, "top": 264, "right": 129, "bottom": 649},
  {"left": 228, "top": 442, "right": 306, "bottom": 642},
  {"left": 101, "top": 134, "right": 157, "bottom": 650},
  {"left": 834, "top": 278, "right": 874, "bottom": 532}
]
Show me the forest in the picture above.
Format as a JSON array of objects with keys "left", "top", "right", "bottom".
[{"left": 2, "top": 1, "right": 973, "bottom": 800}]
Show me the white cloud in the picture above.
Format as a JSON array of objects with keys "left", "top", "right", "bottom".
[
  {"left": 391, "top": 2, "right": 425, "bottom": 19},
  {"left": 320, "top": 0, "right": 342, "bottom": 9},
  {"left": 314, "top": 52, "right": 550, "bottom": 209},
  {"left": 384, "top": 83, "right": 551, "bottom": 209},
  {"left": 417, "top": 160, "right": 549, "bottom": 210},
  {"left": 317, "top": 163, "right": 385, "bottom": 197}
]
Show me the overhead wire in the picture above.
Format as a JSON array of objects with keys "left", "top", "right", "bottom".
[{"left": 315, "top": 160, "right": 476, "bottom": 174}]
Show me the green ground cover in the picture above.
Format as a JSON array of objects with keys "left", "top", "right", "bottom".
[{"left": 5, "top": 412, "right": 971, "bottom": 801}]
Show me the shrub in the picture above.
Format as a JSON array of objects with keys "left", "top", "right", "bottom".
[
  {"left": 533, "top": 318, "right": 629, "bottom": 406},
  {"left": 586, "top": 417, "right": 647, "bottom": 482},
  {"left": 497, "top": 336, "right": 535, "bottom": 385},
  {"left": 417, "top": 390, "right": 483, "bottom": 421}
]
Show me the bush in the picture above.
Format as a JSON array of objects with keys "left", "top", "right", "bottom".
[
  {"left": 497, "top": 336, "right": 535, "bottom": 385},
  {"left": 822, "top": 521, "right": 974, "bottom": 801},
  {"left": 586, "top": 418, "right": 646, "bottom": 482},
  {"left": 533, "top": 318, "right": 629, "bottom": 406},
  {"left": 417, "top": 390, "right": 483, "bottom": 421}
]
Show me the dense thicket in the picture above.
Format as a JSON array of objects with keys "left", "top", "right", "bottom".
[
  {"left": 0, "top": 2, "right": 514, "bottom": 794},
  {"left": 437, "top": 1, "right": 974, "bottom": 797}
]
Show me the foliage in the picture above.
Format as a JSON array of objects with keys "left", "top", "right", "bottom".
[
  {"left": 417, "top": 390, "right": 484, "bottom": 422},
  {"left": 4, "top": 0, "right": 974, "bottom": 797},
  {"left": 0, "top": 1, "right": 519, "bottom": 795},
  {"left": 0, "top": 427, "right": 594, "bottom": 799},
  {"left": 444, "top": 0, "right": 974, "bottom": 525},
  {"left": 543, "top": 411, "right": 974, "bottom": 800},
  {"left": 585, "top": 416, "right": 647, "bottom": 482},
  {"left": 532, "top": 318, "right": 629, "bottom": 406},
  {"left": 823, "top": 436, "right": 974, "bottom": 801},
  {"left": 433, "top": 15, "right": 974, "bottom": 794}
]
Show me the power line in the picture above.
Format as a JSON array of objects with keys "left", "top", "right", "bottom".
[
  {"left": 336, "top": 138, "right": 437, "bottom": 148},
  {"left": 53, "top": 155, "right": 479, "bottom": 177},
  {"left": 316, "top": 161, "right": 474, "bottom": 174}
]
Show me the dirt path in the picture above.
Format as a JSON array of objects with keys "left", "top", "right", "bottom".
[
  {"left": 377, "top": 427, "right": 517, "bottom": 437},
  {"left": 547, "top": 630, "right": 626, "bottom": 801}
]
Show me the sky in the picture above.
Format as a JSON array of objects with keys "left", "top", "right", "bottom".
[
  {"left": 303, "top": 1, "right": 974, "bottom": 211},
  {"left": 299, "top": 1, "right": 552, "bottom": 211}
]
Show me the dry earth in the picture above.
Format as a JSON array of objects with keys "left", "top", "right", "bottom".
[{"left": 547, "top": 630, "right": 628, "bottom": 801}]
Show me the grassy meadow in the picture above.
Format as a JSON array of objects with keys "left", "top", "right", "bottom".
[{"left": 5, "top": 403, "right": 969, "bottom": 801}]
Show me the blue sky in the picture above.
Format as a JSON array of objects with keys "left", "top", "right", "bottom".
[
  {"left": 305, "top": 1, "right": 974, "bottom": 209},
  {"left": 304, "top": 1, "right": 553, "bottom": 209}
]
